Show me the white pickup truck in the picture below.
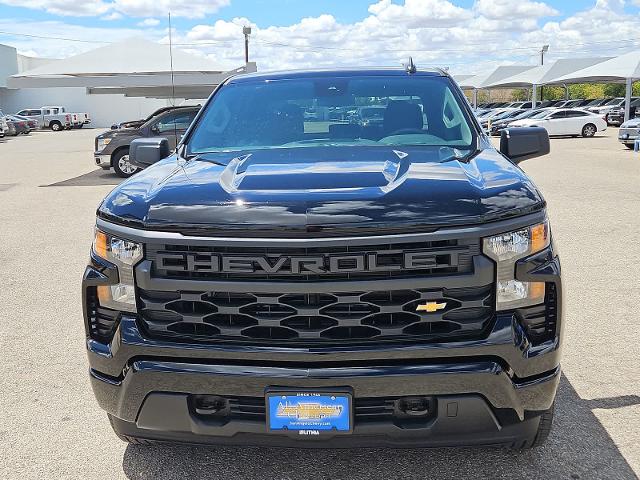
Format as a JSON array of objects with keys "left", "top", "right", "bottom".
[{"left": 16, "top": 106, "right": 91, "bottom": 131}]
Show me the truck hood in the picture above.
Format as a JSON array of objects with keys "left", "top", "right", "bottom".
[
  {"left": 98, "top": 145, "right": 544, "bottom": 236},
  {"left": 97, "top": 127, "right": 141, "bottom": 139}
]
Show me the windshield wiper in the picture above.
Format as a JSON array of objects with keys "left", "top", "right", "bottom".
[
  {"left": 182, "top": 148, "right": 227, "bottom": 165},
  {"left": 438, "top": 147, "right": 474, "bottom": 164}
]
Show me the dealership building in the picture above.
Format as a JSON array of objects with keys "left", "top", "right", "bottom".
[{"left": 0, "top": 40, "right": 255, "bottom": 128}]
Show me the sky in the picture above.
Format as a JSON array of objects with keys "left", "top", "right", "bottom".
[{"left": 0, "top": 0, "right": 639, "bottom": 74}]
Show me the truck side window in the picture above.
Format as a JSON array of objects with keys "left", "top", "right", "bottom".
[{"left": 156, "top": 112, "right": 196, "bottom": 132}]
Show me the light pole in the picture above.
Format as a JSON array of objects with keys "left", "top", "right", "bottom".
[
  {"left": 243, "top": 26, "right": 252, "bottom": 64},
  {"left": 539, "top": 45, "right": 549, "bottom": 102}
]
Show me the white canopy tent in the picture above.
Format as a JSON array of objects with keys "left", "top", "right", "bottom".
[
  {"left": 482, "top": 57, "right": 611, "bottom": 108},
  {"left": 7, "top": 38, "right": 256, "bottom": 99},
  {"left": 549, "top": 50, "right": 640, "bottom": 121},
  {"left": 457, "top": 65, "right": 536, "bottom": 107},
  {"left": 452, "top": 74, "right": 474, "bottom": 86}
]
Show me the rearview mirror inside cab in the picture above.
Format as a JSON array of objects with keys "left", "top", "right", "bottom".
[
  {"left": 500, "top": 127, "right": 550, "bottom": 164},
  {"left": 129, "top": 137, "right": 170, "bottom": 169}
]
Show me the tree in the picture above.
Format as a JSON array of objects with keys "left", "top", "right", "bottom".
[
  {"left": 511, "top": 88, "right": 529, "bottom": 101},
  {"left": 603, "top": 83, "right": 626, "bottom": 97},
  {"left": 568, "top": 84, "right": 604, "bottom": 99}
]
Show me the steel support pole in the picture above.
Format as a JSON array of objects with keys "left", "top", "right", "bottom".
[
  {"left": 625, "top": 78, "right": 632, "bottom": 123},
  {"left": 532, "top": 85, "right": 537, "bottom": 108}
]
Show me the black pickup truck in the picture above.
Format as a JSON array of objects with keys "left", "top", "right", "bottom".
[{"left": 83, "top": 67, "right": 561, "bottom": 449}]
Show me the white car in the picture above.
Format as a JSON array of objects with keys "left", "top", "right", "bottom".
[
  {"left": 509, "top": 108, "right": 607, "bottom": 137},
  {"left": 0, "top": 110, "right": 7, "bottom": 138}
]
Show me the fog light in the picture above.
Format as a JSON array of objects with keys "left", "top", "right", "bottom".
[
  {"left": 497, "top": 280, "right": 545, "bottom": 305},
  {"left": 396, "top": 397, "right": 431, "bottom": 416}
]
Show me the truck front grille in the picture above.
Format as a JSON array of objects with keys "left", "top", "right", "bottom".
[
  {"left": 137, "top": 284, "right": 494, "bottom": 345},
  {"left": 145, "top": 239, "right": 480, "bottom": 282}
]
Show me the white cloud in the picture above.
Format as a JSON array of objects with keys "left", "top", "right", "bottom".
[
  {"left": 138, "top": 18, "right": 161, "bottom": 27},
  {"left": 0, "top": 0, "right": 110, "bottom": 16},
  {"left": 112, "top": 0, "right": 229, "bottom": 19},
  {"left": 169, "top": 0, "right": 560, "bottom": 72},
  {"left": 0, "top": 18, "right": 145, "bottom": 58},
  {"left": 519, "top": 0, "right": 640, "bottom": 59},
  {"left": 0, "top": 0, "right": 229, "bottom": 18},
  {"left": 102, "top": 12, "right": 122, "bottom": 20},
  {"left": 2, "top": 0, "right": 639, "bottom": 77},
  {"left": 474, "top": 0, "right": 558, "bottom": 20},
  {"left": 367, "top": 0, "right": 472, "bottom": 27}
]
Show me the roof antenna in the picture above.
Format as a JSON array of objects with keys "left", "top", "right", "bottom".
[
  {"left": 168, "top": 11, "right": 179, "bottom": 157},
  {"left": 405, "top": 57, "right": 417, "bottom": 74},
  {"left": 168, "top": 12, "right": 176, "bottom": 107}
]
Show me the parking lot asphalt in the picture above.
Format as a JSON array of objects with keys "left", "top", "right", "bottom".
[{"left": 1, "top": 128, "right": 639, "bottom": 479}]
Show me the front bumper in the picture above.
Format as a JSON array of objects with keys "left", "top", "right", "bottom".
[
  {"left": 619, "top": 131, "right": 639, "bottom": 144},
  {"left": 101, "top": 353, "right": 559, "bottom": 448},
  {"left": 94, "top": 153, "right": 111, "bottom": 168},
  {"left": 83, "top": 215, "right": 563, "bottom": 447}
]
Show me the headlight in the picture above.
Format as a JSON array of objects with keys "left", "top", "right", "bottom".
[
  {"left": 93, "top": 230, "right": 142, "bottom": 312},
  {"left": 97, "top": 138, "right": 112, "bottom": 150},
  {"left": 483, "top": 221, "right": 549, "bottom": 310}
]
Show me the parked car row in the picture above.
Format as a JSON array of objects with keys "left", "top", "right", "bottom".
[
  {"left": 94, "top": 105, "right": 200, "bottom": 177},
  {"left": 0, "top": 110, "right": 38, "bottom": 138},
  {"left": 15, "top": 106, "right": 91, "bottom": 131},
  {"left": 476, "top": 97, "right": 639, "bottom": 126},
  {"left": 476, "top": 105, "right": 608, "bottom": 138}
]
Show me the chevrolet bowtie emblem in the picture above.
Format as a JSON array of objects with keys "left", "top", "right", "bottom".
[{"left": 416, "top": 302, "right": 447, "bottom": 313}]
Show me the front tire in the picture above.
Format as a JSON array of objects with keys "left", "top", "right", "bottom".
[
  {"left": 108, "top": 414, "right": 155, "bottom": 445},
  {"left": 511, "top": 403, "right": 555, "bottom": 450},
  {"left": 625, "top": 144, "right": 635, "bottom": 150},
  {"left": 50, "top": 121, "right": 62, "bottom": 132},
  {"left": 112, "top": 148, "right": 139, "bottom": 178},
  {"left": 582, "top": 123, "right": 597, "bottom": 137}
]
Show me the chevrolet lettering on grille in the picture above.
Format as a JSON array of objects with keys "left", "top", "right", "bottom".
[{"left": 155, "top": 250, "right": 458, "bottom": 275}]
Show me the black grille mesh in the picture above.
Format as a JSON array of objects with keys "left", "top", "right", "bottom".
[{"left": 138, "top": 284, "right": 494, "bottom": 345}]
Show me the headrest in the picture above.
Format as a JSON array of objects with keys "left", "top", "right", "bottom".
[
  {"left": 383, "top": 101, "right": 423, "bottom": 135},
  {"left": 329, "top": 123, "right": 362, "bottom": 139}
]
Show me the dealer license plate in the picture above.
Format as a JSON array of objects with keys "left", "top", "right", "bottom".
[{"left": 266, "top": 392, "right": 352, "bottom": 435}]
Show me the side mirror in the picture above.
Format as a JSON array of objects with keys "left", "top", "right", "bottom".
[
  {"left": 500, "top": 127, "right": 550, "bottom": 164},
  {"left": 129, "top": 138, "right": 170, "bottom": 169}
]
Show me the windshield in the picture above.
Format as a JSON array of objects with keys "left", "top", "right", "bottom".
[
  {"left": 513, "top": 109, "right": 542, "bottom": 120},
  {"left": 360, "top": 107, "right": 385, "bottom": 119},
  {"left": 497, "top": 110, "right": 523, "bottom": 120},
  {"left": 604, "top": 98, "right": 622, "bottom": 106},
  {"left": 187, "top": 75, "right": 475, "bottom": 154},
  {"left": 528, "top": 110, "right": 551, "bottom": 119},
  {"left": 490, "top": 110, "right": 512, "bottom": 121}
]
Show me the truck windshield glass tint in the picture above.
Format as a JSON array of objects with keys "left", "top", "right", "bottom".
[{"left": 187, "top": 76, "right": 474, "bottom": 154}]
